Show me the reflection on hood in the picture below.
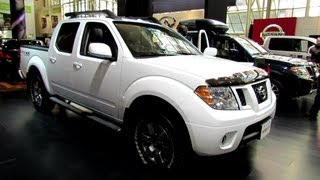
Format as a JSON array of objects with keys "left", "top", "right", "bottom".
[
  {"left": 206, "top": 68, "right": 269, "bottom": 86},
  {"left": 264, "top": 54, "right": 308, "bottom": 65}
]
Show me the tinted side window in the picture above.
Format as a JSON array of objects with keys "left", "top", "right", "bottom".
[
  {"left": 56, "top": 22, "right": 80, "bottom": 53},
  {"left": 229, "top": 40, "right": 249, "bottom": 62},
  {"left": 80, "top": 22, "right": 118, "bottom": 60},
  {"left": 186, "top": 32, "right": 198, "bottom": 47},
  {"left": 269, "top": 38, "right": 294, "bottom": 51},
  {"left": 213, "top": 38, "right": 230, "bottom": 59}
]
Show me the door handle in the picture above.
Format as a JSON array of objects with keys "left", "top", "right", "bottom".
[
  {"left": 297, "top": 55, "right": 303, "bottom": 58},
  {"left": 73, "top": 62, "right": 82, "bottom": 70},
  {"left": 49, "top": 57, "right": 56, "bottom": 64}
]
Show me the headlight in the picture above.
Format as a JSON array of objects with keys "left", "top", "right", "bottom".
[
  {"left": 314, "top": 67, "right": 320, "bottom": 78},
  {"left": 290, "top": 66, "right": 310, "bottom": 79},
  {"left": 195, "top": 86, "right": 239, "bottom": 110}
]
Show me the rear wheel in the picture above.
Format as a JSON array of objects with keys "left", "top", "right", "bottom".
[{"left": 28, "top": 70, "right": 55, "bottom": 112}]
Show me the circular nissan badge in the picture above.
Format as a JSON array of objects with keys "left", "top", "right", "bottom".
[{"left": 260, "top": 24, "right": 285, "bottom": 40}]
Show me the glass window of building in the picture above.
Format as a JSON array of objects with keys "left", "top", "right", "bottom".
[
  {"left": 61, "top": 0, "right": 118, "bottom": 17},
  {"left": 52, "top": 0, "right": 60, "bottom": 6},
  {"left": 227, "top": 0, "right": 320, "bottom": 35}
]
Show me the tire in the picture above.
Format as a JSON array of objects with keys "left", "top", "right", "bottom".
[
  {"left": 131, "top": 109, "right": 188, "bottom": 171},
  {"left": 27, "top": 70, "right": 55, "bottom": 112},
  {"left": 271, "top": 79, "right": 283, "bottom": 100}
]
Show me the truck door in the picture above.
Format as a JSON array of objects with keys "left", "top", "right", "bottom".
[
  {"left": 47, "top": 22, "right": 80, "bottom": 98},
  {"left": 72, "top": 21, "right": 120, "bottom": 118}
]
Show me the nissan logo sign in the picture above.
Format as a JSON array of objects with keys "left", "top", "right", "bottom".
[
  {"left": 256, "top": 85, "right": 267, "bottom": 101},
  {"left": 260, "top": 24, "right": 285, "bottom": 40}
]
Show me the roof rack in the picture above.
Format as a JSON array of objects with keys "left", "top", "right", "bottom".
[
  {"left": 65, "top": 9, "right": 116, "bottom": 18},
  {"left": 123, "top": 16, "right": 161, "bottom": 25}
]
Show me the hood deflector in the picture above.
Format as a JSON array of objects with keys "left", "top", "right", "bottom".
[{"left": 206, "top": 69, "right": 269, "bottom": 87}]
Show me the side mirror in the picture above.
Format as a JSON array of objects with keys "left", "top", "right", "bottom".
[
  {"left": 203, "top": 47, "right": 217, "bottom": 57},
  {"left": 88, "top": 43, "right": 112, "bottom": 59}
]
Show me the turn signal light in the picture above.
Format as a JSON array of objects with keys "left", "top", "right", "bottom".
[
  {"left": 195, "top": 86, "right": 213, "bottom": 105},
  {"left": 290, "top": 66, "right": 298, "bottom": 73},
  {"left": 0, "top": 51, "right": 11, "bottom": 59},
  {"left": 264, "top": 64, "right": 271, "bottom": 74}
]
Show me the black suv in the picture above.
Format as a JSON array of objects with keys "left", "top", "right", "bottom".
[{"left": 180, "top": 19, "right": 318, "bottom": 100}]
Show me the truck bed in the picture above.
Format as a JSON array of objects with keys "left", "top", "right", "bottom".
[{"left": 20, "top": 45, "right": 49, "bottom": 78}]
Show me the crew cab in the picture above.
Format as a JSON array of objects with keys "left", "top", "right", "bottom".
[
  {"left": 19, "top": 11, "right": 276, "bottom": 170},
  {"left": 180, "top": 19, "right": 319, "bottom": 100}
]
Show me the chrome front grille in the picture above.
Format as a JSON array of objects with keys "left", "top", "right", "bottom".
[{"left": 252, "top": 82, "right": 268, "bottom": 104}]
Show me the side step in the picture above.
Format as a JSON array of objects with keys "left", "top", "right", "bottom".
[{"left": 50, "top": 97, "right": 121, "bottom": 132}]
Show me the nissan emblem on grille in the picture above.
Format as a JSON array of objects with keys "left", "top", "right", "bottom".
[{"left": 253, "top": 82, "right": 268, "bottom": 103}]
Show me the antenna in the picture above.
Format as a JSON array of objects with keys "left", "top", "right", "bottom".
[{"left": 65, "top": 9, "right": 116, "bottom": 19}]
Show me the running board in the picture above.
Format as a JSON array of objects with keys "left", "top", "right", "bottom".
[{"left": 50, "top": 97, "right": 121, "bottom": 132}]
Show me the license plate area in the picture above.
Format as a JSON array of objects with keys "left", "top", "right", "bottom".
[{"left": 260, "top": 119, "right": 272, "bottom": 139}]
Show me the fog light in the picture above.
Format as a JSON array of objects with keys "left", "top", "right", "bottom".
[
  {"left": 222, "top": 135, "right": 227, "bottom": 144},
  {"left": 220, "top": 131, "right": 238, "bottom": 149}
]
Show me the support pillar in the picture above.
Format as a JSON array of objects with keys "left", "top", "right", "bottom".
[
  {"left": 205, "top": 0, "right": 227, "bottom": 22},
  {"left": 118, "top": 0, "right": 153, "bottom": 17},
  {"left": 10, "top": 0, "right": 26, "bottom": 39}
]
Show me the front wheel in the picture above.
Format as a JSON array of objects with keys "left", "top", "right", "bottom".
[
  {"left": 28, "top": 71, "right": 55, "bottom": 112},
  {"left": 132, "top": 111, "right": 187, "bottom": 170},
  {"left": 271, "top": 79, "right": 283, "bottom": 100}
]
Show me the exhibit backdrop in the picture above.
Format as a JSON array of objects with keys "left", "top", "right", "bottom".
[{"left": 0, "top": 0, "right": 35, "bottom": 39}]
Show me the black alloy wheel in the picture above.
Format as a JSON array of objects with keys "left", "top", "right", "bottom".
[
  {"left": 28, "top": 71, "right": 55, "bottom": 112},
  {"left": 134, "top": 115, "right": 175, "bottom": 168},
  {"left": 271, "top": 82, "right": 280, "bottom": 100}
]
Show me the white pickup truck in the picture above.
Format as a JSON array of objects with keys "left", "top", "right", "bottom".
[
  {"left": 19, "top": 11, "right": 276, "bottom": 170},
  {"left": 263, "top": 35, "right": 316, "bottom": 60}
]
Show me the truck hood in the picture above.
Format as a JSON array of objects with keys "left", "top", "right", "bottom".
[
  {"left": 143, "top": 55, "right": 268, "bottom": 85},
  {"left": 262, "top": 54, "right": 308, "bottom": 65}
]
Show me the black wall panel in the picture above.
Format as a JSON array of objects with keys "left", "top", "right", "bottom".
[
  {"left": 153, "top": 0, "right": 205, "bottom": 13},
  {"left": 205, "top": 0, "right": 227, "bottom": 23},
  {"left": 118, "top": 0, "right": 228, "bottom": 23}
]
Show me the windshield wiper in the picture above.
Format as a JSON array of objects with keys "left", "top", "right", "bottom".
[
  {"left": 137, "top": 52, "right": 176, "bottom": 57},
  {"left": 175, "top": 51, "right": 197, "bottom": 55}
]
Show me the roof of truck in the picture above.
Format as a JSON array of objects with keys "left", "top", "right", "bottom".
[
  {"left": 264, "top": 35, "right": 317, "bottom": 43},
  {"left": 179, "top": 18, "right": 229, "bottom": 34}
]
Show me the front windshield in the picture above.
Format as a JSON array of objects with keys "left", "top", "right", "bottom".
[
  {"left": 246, "top": 38, "right": 269, "bottom": 54},
  {"left": 233, "top": 36, "right": 261, "bottom": 56},
  {"left": 114, "top": 21, "right": 201, "bottom": 58}
]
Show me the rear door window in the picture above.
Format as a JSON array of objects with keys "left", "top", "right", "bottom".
[
  {"left": 269, "top": 38, "right": 312, "bottom": 53},
  {"left": 56, "top": 22, "right": 80, "bottom": 53},
  {"left": 269, "top": 38, "right": 294, "bottom": 51}
]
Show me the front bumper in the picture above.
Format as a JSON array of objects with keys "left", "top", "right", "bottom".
[
  {"left": 181, "top": 80, "right": 277, "bottom": 156},
  {"left": 290, "top": 77, "right": 316, "bottom": 97}
]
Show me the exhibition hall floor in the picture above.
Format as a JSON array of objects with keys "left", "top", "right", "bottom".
[{"left": 1, "top": 89, "right": 320, "bottom": 180}]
